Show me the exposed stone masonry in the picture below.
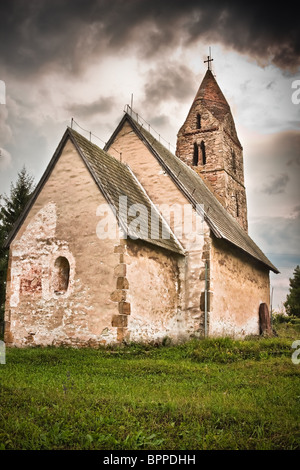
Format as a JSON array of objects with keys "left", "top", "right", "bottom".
[
  {"left": 176, "top": 70, "right": 248, "bottom": 232},
  {"left": 110, "top": 239, "right": 131, "bottom": 343}
]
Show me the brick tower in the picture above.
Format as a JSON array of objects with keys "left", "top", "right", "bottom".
[{"left": 176, "top": 65, "right": 248, "bottom": 232}]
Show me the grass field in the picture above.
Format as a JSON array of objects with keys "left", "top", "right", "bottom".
[{"left": 0, "top": 322, "right": 299, "bottom": 450}]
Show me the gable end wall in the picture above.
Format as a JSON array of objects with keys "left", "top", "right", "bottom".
[{"left": 4, "top": 139, "right": 122, "bottom": 347}]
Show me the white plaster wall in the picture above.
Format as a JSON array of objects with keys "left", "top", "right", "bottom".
[
  {"left": 5, "top": 139, "right": 120, "bottom": 347},
  {"left": 209, "top": 236, "right": 270, "bottom": 338}
]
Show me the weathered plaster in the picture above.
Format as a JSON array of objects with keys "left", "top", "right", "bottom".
[
  {"left": 5, "top": 139, "right": 121, "bottom": 347},
  {"left": 209, "top": 236, "right": 270, "bottom": 338},
  {"left": 125, "top": 240, "right": 178, "bottom": 342},
  {"left": 106, "top": 121, "right": 209, "bottom": 337}
]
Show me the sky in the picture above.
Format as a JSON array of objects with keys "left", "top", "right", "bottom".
[{"left": 0, "top": 0, "right": 299, "bottom": 311}]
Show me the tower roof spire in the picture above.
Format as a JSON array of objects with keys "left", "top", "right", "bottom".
[
  {"left": 193, "top": 68, "right": 230, "bottom": 122},
  {"left": 189, "top": 61, "right": 241, "bottom": 146}
]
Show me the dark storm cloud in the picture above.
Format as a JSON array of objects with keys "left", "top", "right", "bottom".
[{"left": 0, "top": 0, "right": 299, "bottom": 77}]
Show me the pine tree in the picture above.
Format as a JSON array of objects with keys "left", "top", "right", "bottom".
[
  {"left": 284, "top": 265, "right": 300, "bottom": 318},
  {"left": 0, "top": 167, "right": 34, "bottom": 326}
]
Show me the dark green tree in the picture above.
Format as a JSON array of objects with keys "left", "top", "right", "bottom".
[
  {"left": 0, "top": 167, "right": 34, "bottom": 325},
  {"left": 284, "top": 265, "right": 300, "bottom": 318}
]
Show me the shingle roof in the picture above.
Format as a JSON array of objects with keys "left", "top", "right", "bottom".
[
  {"left": 4, "top": 128, "right": 184, "bottom": 255},
  {"left": 105, "top": 114, "right": 279, "bottom": 273}
]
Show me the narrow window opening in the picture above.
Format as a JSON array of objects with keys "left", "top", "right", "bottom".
[
  {"left": 200, "top": 141, "right": 206, "bottom": 165},
  {"left": 236, "top": 193, "right": 240, "bottom": 218},
  {"left": 196, "top": 113, "right": 201, "bottom": 129},
  {"left": 53, "top": 256, "right": 70, "bottom": 294},
  {"left": 193, "top": 143, "right": 199, "bottom": 166},
  {"left": 232, "top": 149, "right": 237, "bottom": 173}
]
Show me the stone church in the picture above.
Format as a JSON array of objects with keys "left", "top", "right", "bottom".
[{"left": 3, "top": 66, "right": 278, "bottom": 347}]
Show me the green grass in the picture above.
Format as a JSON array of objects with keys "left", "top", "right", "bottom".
[{"left": 0, "top": 323, "right": 299, "bottom": 450}]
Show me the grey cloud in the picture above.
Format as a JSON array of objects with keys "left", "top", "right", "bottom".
[
  {"left": 250, "top": 214, "right": 300, "bottom": 257},
  {"left": 68, "top": 96, "right": 116, "bottom": 118},
  {"left": 272, "top": 132, "right": 300, "bottom": 168},
  {"left": 266, "top": 81, "right": 275, "bottom": 90},
  {"left": 0, "top": 0, "right": 299, "bottom": 78},
  {"left": 263, "top": 173, "right": 289, "bottom": 195},
  {"left": 287, "top": 154, "right": 300, "bottom": 166},
  {"left": 249, "top": 213, "right": 300, "bottom": 310},
  {"left": 249, "top": 131, "right": 300, "bottom": 173},
  {"left": 0, "top": 106, "right": 12, "bottom": 147},
  {"left": 290, "top": 205, "right": 300, "bottom": 219},
  {"left": 0, "top": 148, "right": 12, "bottom": 171},
  {"left": 149, "top": 115, "right": 170, "bottom": 129},
  {"left": 143, "top": 63, "right": 196, "bottom": 107}
]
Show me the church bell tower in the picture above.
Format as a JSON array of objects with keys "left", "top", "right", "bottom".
[{"left": 176, "top": 54, "right": 248, "bottom": 232}]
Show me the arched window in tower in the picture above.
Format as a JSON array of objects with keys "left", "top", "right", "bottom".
[
  {"left": 200, "top": 141, "right": 206, "bottom": 165},
  {"left": 193, "top": 143, "right": 199, "bottom": 166},
  {"left": 196, "top": 113, "right": 201, "bottom": 129},
  {"left": 232, "top": 149, "right": 237, "bottom": 173},
  {"left": 53, "top": 256, "right": 70, "bottom": 295}
]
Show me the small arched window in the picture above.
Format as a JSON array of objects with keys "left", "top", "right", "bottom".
[
  {"left": 193, "top": 143, "right": 199, "bottom": 166},
  {"left": 196, "top": 113, "right": 201, "bottom": 129},
  {"left": 53, "top": 256, "right": 70, "bottom": 294},
  {"left": 200, "top": 141, "right": 206, "bottom": 165}
]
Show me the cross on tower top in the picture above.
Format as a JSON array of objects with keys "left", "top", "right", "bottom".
[{"left": 204, "top": 48, "right": 213, "bottom": 70}]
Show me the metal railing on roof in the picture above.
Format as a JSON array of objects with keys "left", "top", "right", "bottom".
[
  {"left": 70, "top": 117, "right": 122, "bottom": 160},
  {"left": 124, "top": 104, "right": 176, "bottom": 152},
  {"left": 70, "top": 105, "right": 176, "bottom": 158},
  {"left": 70, "top": 118, "right": 107, "bottom": 146}
]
